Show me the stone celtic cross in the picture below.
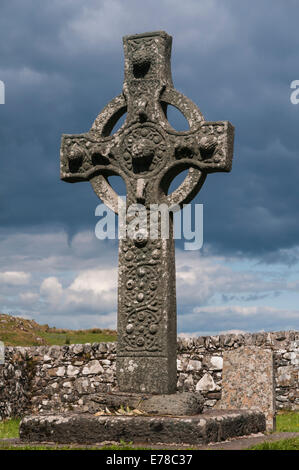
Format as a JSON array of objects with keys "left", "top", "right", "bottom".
[{"left": 60, "top": 31, "right": 234, "bottom": 395}]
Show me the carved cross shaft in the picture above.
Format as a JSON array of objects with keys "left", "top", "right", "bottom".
[{"left": 60, "top": 31, "right": 234, "bottom": 394}]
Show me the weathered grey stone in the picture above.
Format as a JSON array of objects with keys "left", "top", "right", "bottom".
[
  {"left": 56, "top": 367, "right": 65, "bottom": 377},
  {"left": 183, "top": 375, "right": 194, "bottom": 389},
  {"left": 92, "top": 391, "right": 203, "bottom": 415},
  {"left": 196, "top": 373, "right": 217, "bottom": 392},
  {"left": 67, "top": 365, "right": 80, "bottom": 377},
  {"left": 210, "top": 356, "right": 223, "bottom": 370},
  {"left": 72, "top": 344, "right": 84, "bottom": 355},
  {"left": 60, "top": 31, "right": 234, "bottom": 395},
  {"left": 98, "top": 343, "right": 108, "bottom": 353},
  {"left": 276, "top": 366, "right": 295, "bottom": 386},
  {"left": 217, "top": 346, "right": 276, "bottom": 431},
  {"left": 186, "top": 359, "right": 202, "bottom": 371},
  {"left": 48, "top": 345, "right": 61, "bottom": 359},
  {"left": 62, "top": 381, "right": 72, "bottom": 388},
  {"left": 19, "top": 410, "right": 265, "bottom": 445},
  {"left": 139, "top": 392, "right": 203, "bottom": 416},
  {"left": 82, "top": 360, "right": 104, "bottom": 375}
]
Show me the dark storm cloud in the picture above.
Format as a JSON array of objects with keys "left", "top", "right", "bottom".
[
  {"left": 1, "top": 0, "right": 299, "bottom": 260},
  {"left": 0, "top": 0, "right": 124, "bottom": 235}
]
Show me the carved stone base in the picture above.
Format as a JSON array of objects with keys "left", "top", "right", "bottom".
[
  {"left": 91, "top": 391, "right": 204, "bottom": 416},
  {"left": 19, "top": 410, "right": 266, "bottom": 445}
]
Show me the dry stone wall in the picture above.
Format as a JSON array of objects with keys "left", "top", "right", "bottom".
[{"left": 0, "top": 331, "right": 298, "bottom": 420}]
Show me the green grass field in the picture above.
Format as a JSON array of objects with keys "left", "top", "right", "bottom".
[
  {"left": 0, "top": 313, "right": 117, "bottom": 346},
  {"left": 39, "top": 329, "right": 117, "bottom": 346},
  {"left": 0, "top": 412, "right": 298, "bottom": 451},
  {"left": 248, "top": 437, "right": 299, "bottom": 450},
  {"left": 0, "top": 419, "right": 20, "bottom": 439},
  {"left": 246, "top": 411, "right": 299, "bottom": 450},
  {"left": 274, "top": 410, "right": 299, "bottom": 432}
]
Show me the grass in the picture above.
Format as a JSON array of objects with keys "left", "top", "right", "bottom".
[
  {"left": 246, "top": 411, "right": 299, "bottom": 450},
  {"left": 0, "top": 419, "right": 21, "bottom": 439},
  {"left": 1, "top": 412, "right": 298, "bottom": 451},
  {"left": 39, "top": 329, "right": 117, "bottom": 346},
  {"left": 275, "top": 411, "right": 299, "bottom": 432},
  {"left": 248, "top": 437, "right": 299, "bottom": 450},
  {"left": 0, "top": 443, "right": 149, "bottom": 450},
  {"left": 0, "top": 313, "right": 116, "bottom": 346}
]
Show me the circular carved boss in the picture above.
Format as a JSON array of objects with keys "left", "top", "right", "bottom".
[
  {"left": 120, "top": 123, "right": 167, "bottom": 176},
  {"left": 124, "top": 309, "right": 160, "bottom": 350},
  {"left": 125, "top": 264, "right": 159, "bottom": 305}
]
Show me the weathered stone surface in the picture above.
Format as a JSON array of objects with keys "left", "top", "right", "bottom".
[
  {"left": 60, "top": 31, "right": 234, "bottom": 394},
  {"left": 67, "top": 365, "right": 80, "bottom": 377},
  {"left": 82, "top": 360, "right": 104, "bottom": 375},
  {"left": 196, "top": 373, "right": 217, "bottom": 392},
  {"left": 19, "top": 410, "right": 265, "bottom": 445},
  {"left": 210, "top": 356, "right": 223, "bottom": 370},
  {"left": 186, "top": 359, "right": 202, "bottom": 371},
  {"left": 139, "top": 392, "right": 203, "bottom": 415},
  {"left": 276, "top": 366, "right": 297, "bottom": 387},
  {"left": 117, "top": 357, "right": 177, "bottom": 394},
  {"left": 217, "top": 346, "right": 276, "bottom": 431},
  {"left": 56, "top": 367, "right": 66, "bottom": 377},
  {"left": 92, "top": 391, "right": 203, "bottom": 416}
]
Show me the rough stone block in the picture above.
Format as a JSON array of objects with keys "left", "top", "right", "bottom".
[
  {"left": 217, "top": 346, "right": 275, "bottom": 431},
  {"left": 19, "top": 410, "right": 266, "bottom": 445},
  {"left": 89, "top": 391, "right": 204, "bottom": 416}
]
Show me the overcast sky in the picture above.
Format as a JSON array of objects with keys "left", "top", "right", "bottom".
[{"left": 0, "top": 0, "right": 299, "bottom": 335}]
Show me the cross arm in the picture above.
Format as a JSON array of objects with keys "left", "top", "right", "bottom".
[
  {"left": 60, "top": 131, "right": 121, "bottom": 183},
  {"left": 167, "top": 121, "right": 234, "bottom": 175}
]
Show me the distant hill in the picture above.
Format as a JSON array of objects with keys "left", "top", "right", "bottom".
[{"left": 0, "top": 313, "right": 117, "bottom": 346}]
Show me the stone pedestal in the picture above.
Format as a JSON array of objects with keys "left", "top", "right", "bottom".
[{"left": 19, "top": 410, "right": 266, "bottom": 446}]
